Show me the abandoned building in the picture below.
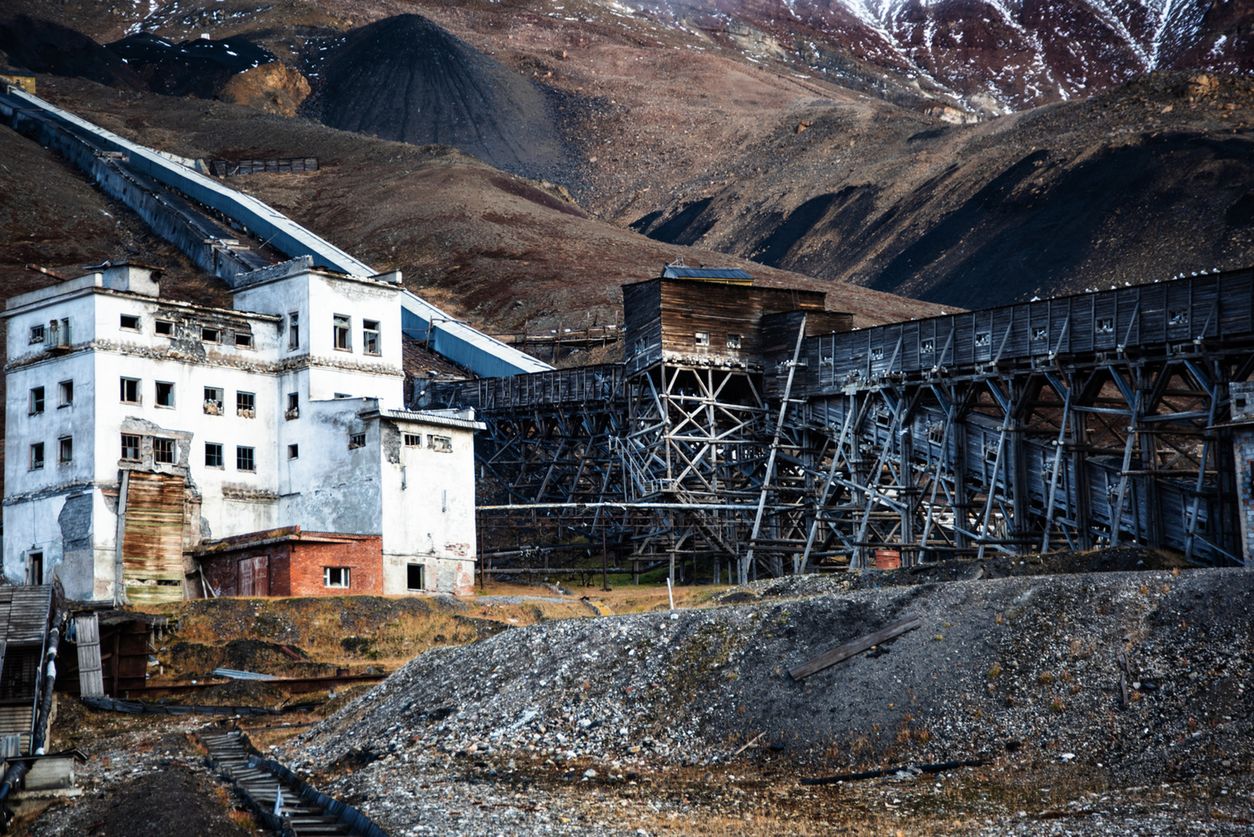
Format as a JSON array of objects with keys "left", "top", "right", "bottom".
[
  {"left": 2, "top": 260, "right": 482, "bottom": 603},
  {"left": 423, "top": 264, "right": 1254, "bottom": 581}
]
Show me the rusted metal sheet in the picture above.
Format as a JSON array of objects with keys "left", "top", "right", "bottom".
[{"left": 121, "top": 472, "right": 188, "bottom": 604}]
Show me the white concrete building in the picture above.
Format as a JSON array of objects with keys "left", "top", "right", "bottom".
[{"left": 2, "top": 258, "right": 482, "bottom": 602}]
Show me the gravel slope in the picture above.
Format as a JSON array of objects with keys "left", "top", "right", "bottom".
[{"left": 283, "top": 568, "right": 1251, "bottom": 832}]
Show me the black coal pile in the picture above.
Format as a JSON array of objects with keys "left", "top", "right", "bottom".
[
  {"left": 304, "top": 14, "right": 573, "bottom": 181},
  {"left": 107, "top": 33, "right": 274, "bottom": 98},
  {"left": 0, "top": 15, "right": 143, "bottom": 89}
]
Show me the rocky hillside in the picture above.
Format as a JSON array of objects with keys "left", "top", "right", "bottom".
[
  {"left": 635, "top": 72, "right": 1254, "bottom": 308},
  {"left": 625, "top": 0, "right": 1251, "bottom": 111},
  {"left": 281, "top": 565, "right": 1253, "bottom": 833}
]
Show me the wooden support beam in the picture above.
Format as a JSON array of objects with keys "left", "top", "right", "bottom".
[{"left": 789, "top": 617, "right": 922, "bottom": 680}]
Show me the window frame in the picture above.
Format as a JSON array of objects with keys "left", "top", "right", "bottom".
[
  {"left": 204, "top": 442, "right": 224, "bottom": 469},
  {"left": 236, "top": 445, "right": 256, "bottom": 472},
  {"left": 154, "top": 319, "right": 175, "bottom": 337},
  {"left": 29, "top": 386, "right": 45, "bottom": 416},
  {"left": 348, "top": 432, "right": 367, "bottom": 450},
  {"left": 204, "top": 386, "right": 224, "bottom": 415},
  {"left": 694, "top": 331, "right": 710, "bottom": 347},
  {"left": 236, "top": 391, "right": 256, "bottom": 418},
  {"left": 428, "top": 434, "right": 453, "bottom": 453},
  {"left": 406, "top": 563, "right": 425, "bottom": 592},
  {"left": 287, "top": 443, "right": 300, "bottom": 460},
  {"left": 403, "top": 432, "right": 422, "bottom": 447},
  {"left": 362, "top": 319, "right": 381, "bottom": 356},
  {"left": 57, "top": 435, "right": 73, "bottom": 464},
  {"left": 201, "top": 326, "right": 221, "bottom": 343},
  {"left": 120, "top": 434, "right": 141, "bottom": 462},
  {"left": 233, "top": 331, "right": 254, "bottom": 349},
  {"left": 323, "top": 567, "right": 351, "bottom": 589},
  {"left": 28, "top": 324, "right": 45, "bottom": 345},
  {"left": 120, "top": 313, "right": 141, "bottom": 331},
  {"left": 153, "top": 437, "right": 176, "bottom": 465},
  {"left": 287, "top": 312, "right": 300, "bottom": 350},
  {"left": 333, "top": 314, "right": 352, "bottom": 351},
  {"left": 120, "top": 377, "right": 141, "bottom": 404},
  {"left": 155, "top": 381, "right": 176, "bottom": 409},
  {"left": 58, "top": 380, "right": 73, "bottom": 407},
  {"left": 285, "top": 392, "right": 300, "bottom": 420},
  {"left": 29, "top": 442, "right": 44, "bottom": 471},
  {"left": 726, "top": 333, "right": 742, "bottom": 350}
]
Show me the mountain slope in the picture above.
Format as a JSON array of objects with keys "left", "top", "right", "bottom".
[
  {"left": 635, "top": 72, "right": 1254, "bottom": 307},
  {"left": 303, "top": 14, "right": 575, "bottom": 181}
]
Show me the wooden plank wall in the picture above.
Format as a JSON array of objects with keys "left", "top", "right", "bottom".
[{"left": 122, "top": 472, "right": 188, "bottom": 604}]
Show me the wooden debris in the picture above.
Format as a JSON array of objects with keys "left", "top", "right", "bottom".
[
  {"left": 789, "top": 617, "right": 922, "bottom": 680},
  {"left": 801, "top": 757, "right": 988, "bottom": 786}
]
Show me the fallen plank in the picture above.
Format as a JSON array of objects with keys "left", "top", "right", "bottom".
[
  {"left": 789, "top": 617, "right": 922, "bottom": 680},
  {"left": 801, "top": 757, "right": 988, "bottom": 786}
]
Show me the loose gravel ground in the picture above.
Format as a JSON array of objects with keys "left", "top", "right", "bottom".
[{"left": 279, "top": 568, "right": 1252, "bottom": 834}]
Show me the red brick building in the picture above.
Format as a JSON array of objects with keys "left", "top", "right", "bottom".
[{"left": 191, "top": 526, "right": 386, "bottom": 597}]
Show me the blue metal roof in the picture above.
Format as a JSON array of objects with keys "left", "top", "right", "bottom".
[{"left": 661, "top": 266, "right": 753, "bottom": 280}]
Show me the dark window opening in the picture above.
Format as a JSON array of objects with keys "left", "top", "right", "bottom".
[
  {"left": 29, "top": 387, "right": 44, "bottom": 415},
  {"left": 333, "top": 314, "right": 351, "bottom": 351},
  {"left": 407, "top": 563, "right": 425, "bottom": 592},
  {"left": 153, "top": 437, "right": 176, "bottom": 464},
  {"left": 155, "top": 320, "right": 174, "bottom": 336},
  {"left": 236, "top": 446, "right": 256, "bottom": 472},
  {"left": 120, "top": 314, "right": 140, "bottom": 331},
  {"left": 155, "top": 381, "right": 175, "bottom": 408},
  {"left": 205, "top": 442, "right": 223, "bottom": 468}
]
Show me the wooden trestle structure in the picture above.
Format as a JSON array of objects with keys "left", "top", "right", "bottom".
[{"left": 417, "top": 266, "right": 1254, "bottom": 581}]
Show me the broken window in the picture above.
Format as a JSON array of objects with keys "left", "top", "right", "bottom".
[
  {"left": 921, "top": 339, "right": 935, "bottom": 354},
  {"left": 403, "top": 433, "right": 422, "bottom": 447},
  {"left": 726, "top": 333, "right": 742, "bottom": 349},
  {"left": 406, "top": 563, "right": 425, "bottom": 592},
  {"left": 29, "top": 387, "right": 44, "bottom": 415},
  {"left": 58, "top": 436, "right": 72, "bottom": 464},
  {"left": 28, "top": 324, "right": 45, "bottom": 344},
  {"left": 288, "top": 443, "right": 299, "bottom": 460},
  {"left": 120, "top": 313, "right": 140, "bottom": 331},
  {"left": 155, "top": 381, "right": 175, "bottom": 408},
  {"left": 694, "top": 331, "right": 710, "bottom": 347},
  {"left": 120, "top": 434, "right": 141, "bottom": 461},
  {"left": 205, "top": 442, "right": 223, "bottom": 468},
  {"left": 58, "top": 380, "right": 73, "bottom": 407},
  {"left": 201, "top": 326, "right": 221, "bottom": 343},
  {"left": 47, "top": 318, "right": 71, "bottom": 347},
  {"left": 1033, "top": 326, "right": 1048, "bottom": 341},
  {"left": 153, "top": 437, "right": 175, "bottom": 464},
  {"left": 974, "top": 331, "right": 991, "bottom": 348},
  {"left": 363, "top": 319, "right": 380, "bottom": 355},
  {"left": 285, "top": 392, "right": 299, "bottom": 420},
  {"left": 1169, "top": 309, "right": 1189, "bottom": 327},
  {"left": 29, "top": 443, "right": 44, "bottom": 471},
  {"left": 870, "top": 346, "right": 884, "bottom": 360},
  {"left": 1096, "top": 317, "right": 1114, "bottom": 334},
  {"left": 428, "top": 434, "right": 453, "bottom": 453},
  {"left": 120, "top": 377, "right": 141, "bottom": 404},
  {"left": 333, "top": 314, "right": 351, "bottom": 351},
  {"left": 236, "top": 391, "right": 255, "bottom": 418},
  {"left": 234, "top": 331, "right": 254, "bottom": 349},
  {"left": 287, "top": 312, "right": 300, "bottom": 350},
  {"left": 236, "top": 446, "right": 256, "bottom": 472},
  {"left": 323, "top": 567, "right": 350, "bottom": 589},
  {"left": 204, "top": 386, "right": 224, "bottom": 415},
  {"left": 348, "top": 433, "right": 366, "bottom": 449},
  {"left": 155, "top": 319, "right": 174, "bottom": 336}
]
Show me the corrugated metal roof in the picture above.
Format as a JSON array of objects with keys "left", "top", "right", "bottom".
[
  {"left": 382, "top": 408, "right": 487, "bottom": 431},
  {"left": 0, "top": 586, "right": 53, "bottom": 646},
  {"left": 661, "top": 266, "right": 753, "bottom": 281}
]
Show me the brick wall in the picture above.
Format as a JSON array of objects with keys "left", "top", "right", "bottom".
[
  {"left": 196, "top": 534, "right": 383, "bottom": 596},
  {"left": 288, "top": 537, "right": 383, "bottom": 596}
]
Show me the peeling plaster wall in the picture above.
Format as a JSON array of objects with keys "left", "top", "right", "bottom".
[{"left": 3, "top": 266, "right": 477, "bottom": 599}]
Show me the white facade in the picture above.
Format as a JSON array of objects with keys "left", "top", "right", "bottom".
[{"left": 2, "top": 260, "right": 482, "bottom": 600}]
